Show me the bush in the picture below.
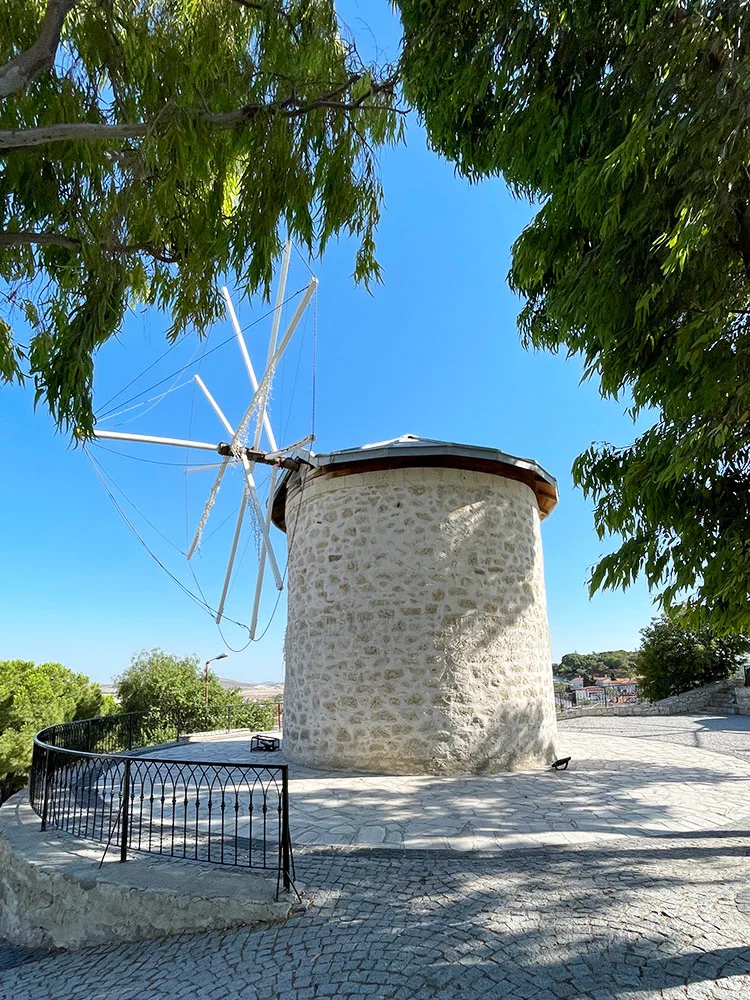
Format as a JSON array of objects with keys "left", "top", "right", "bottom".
[
  {"left": 635, "top": 617, "right": 750, "bottom": 701},
  {"left": 231, "top": 701, "right": 276, "bottom": 731},
  {"left": 0, "top": 660, "right": 105, "bottom": 803},
  {"left": 115, "top": 649, "right": 275, "bottom": 735}
]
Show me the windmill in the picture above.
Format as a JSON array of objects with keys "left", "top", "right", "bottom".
[{"left": 89, "top": 241, "right": 317, "bottom": 638}]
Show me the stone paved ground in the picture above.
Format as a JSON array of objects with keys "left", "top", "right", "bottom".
[
  {"left": 137, "top": 723, "right": 750, "bottom": 850},
  {"left": 2, "top": 714, "right": 750, "bottom": 999},
  {"left": 559, "top": 713, "right": 750, "bottom": 765}
]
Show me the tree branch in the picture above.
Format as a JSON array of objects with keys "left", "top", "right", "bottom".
[
  {"left": 0, "top": 230, "right": 180, "bottom": 263},
  {"left": 0, "top": 231, "right": 78, "bottom": 250},
  {"left": 0, "top": 0, "right": 80, "bottom": 99},
  {"left": 0, "top": 74, "right": 401, "bottom": 153},
  {"left": 736, "top": 202, "right": 750, "bottom": 278}
]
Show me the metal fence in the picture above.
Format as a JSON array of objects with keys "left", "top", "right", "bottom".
[
  {"left": 554, "top": 688, "right": 642, "bottom": 711},
  {"left": 29, "top": 711, "right": 293, "bottom": 897},
  {"left": 187, "top": 702, "right": 283, "bottom": 735}
]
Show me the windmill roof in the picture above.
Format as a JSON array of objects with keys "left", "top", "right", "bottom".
[
  {"left": 272, "top": 434, "right": 558, "bottom": 529},
  {"left": 313, "top": 434, "right": 556, "bottom": 486}
]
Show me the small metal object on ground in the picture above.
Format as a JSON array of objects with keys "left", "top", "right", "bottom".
[
  {"left": 551, "top": 756, "right": 571, "bottom": 771},
  {"left": 251, "top": 735, "right": 280, "bottom": 752}
]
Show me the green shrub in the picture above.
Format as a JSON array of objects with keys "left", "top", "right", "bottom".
[
  {"left": 116, "top": 649, "right": 277, "bottom": 737},
  {"left": 635, "top": 617, "right": 750, "bottom": 701},
  {"left": 0, "top": 660, "right": 105, "bottom": 803}
]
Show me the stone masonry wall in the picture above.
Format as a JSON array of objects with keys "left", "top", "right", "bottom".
[
  {"left": 559, "top": 679, "right": 742, "bottom": 719},
  {"left": 0, "top": 792, "right": 289, "bottom": 949},
  {"left": 283, "top": 466, "right": 558, "bottom": 774}
]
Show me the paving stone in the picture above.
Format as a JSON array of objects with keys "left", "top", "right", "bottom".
[{"left": 5, "top": 715, "right": 750, "bottom": 999}]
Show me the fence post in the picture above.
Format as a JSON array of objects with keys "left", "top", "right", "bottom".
[
  {"left": 120, "top": 759, "right": 131, "bottom": 863},
  {"left": 40, "top": 747, "right": 52, "bottom": 832},
  {"left": 281, "top": 767, "right": 291, "bottom": 892}
]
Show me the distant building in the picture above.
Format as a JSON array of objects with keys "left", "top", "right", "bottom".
[
  {"left": 594, "top": 678, "right": 639, "bottom": 696},
  {"left": 577, "top": 686, "right": 607, "bottom": 703}
]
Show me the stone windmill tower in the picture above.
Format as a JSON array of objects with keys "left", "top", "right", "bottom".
[
  {"left": 86, "top": 244, "right": 558, "bottom": 776},
  {"left": 271, "top": 434, "right": 559, "bottom": 775}
]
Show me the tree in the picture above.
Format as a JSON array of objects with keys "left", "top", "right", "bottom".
[
  {"left": 597, "top": 651, "right": 637, "bottom": 677},
  {"left": 555, "top": 650, "right": 637, "bottom": 684},
  {"left": 0, "top": 659, "right": 105, "bottom": 803},
  {"left": 557, "top": 654, "right": 595, "bottom": 687},
  {"left": 116, "top": 648, "right": 275, "bottom": 731},
  {"left": 635, "top": 616, "right": 750, "bottom": 701},
  {"left": 0, "top": 0, "right": 401, "bottom": 434},
  {"left": 396, "top": 0, "right": 750, "bottom": 631}
]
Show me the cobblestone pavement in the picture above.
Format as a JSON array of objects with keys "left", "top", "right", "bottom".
[
  {"left": 559, "top": 713, "right": 750, "bottom": 765},
  {"left": 132, "top": 723, "right": 750, "bottom": 850},
  {"left": 2, "top": 715, "right": 750, "bottom": 999}
]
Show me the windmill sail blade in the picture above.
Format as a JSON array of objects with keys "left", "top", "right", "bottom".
[
  {"left": 250, "top": 464, "right": 279, "bottom": 638},
  {"left": 187, "top": 375, "right": 239, "bottom": 560},
  {"left": 191, "top": 374, "right": 282, "bottom": 587},
  {"left": 187, "top": 458, "right": 230, "bottom": 560},
  {"left": 240, "top": 454, "right": 283, "bottom": 590},
  {"left": 215, "top": 483, "right": 250, "bottom": 624},
  {"left": 195, "top": 374, "right": 234, "bottom": 437},
  {"left": 92, "top": 247, "right": 318, "bottom": 633},
  {"left": 221, "top": 285, "right": 279, "bottom": 453},
  {"left": 253, "top": 239, "right": 291, "bottom": 451},
  {"left": 231, "top": 277, "right": 318, "bottom": 451}
]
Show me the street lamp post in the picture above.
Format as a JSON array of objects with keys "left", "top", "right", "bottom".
[{"left": 205, "top": 653, "right": 229, "bottom": 706}]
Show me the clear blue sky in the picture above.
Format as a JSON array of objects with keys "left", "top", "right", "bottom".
[{"left": 0, "top": 1, "right": 658, "bottom": 686}]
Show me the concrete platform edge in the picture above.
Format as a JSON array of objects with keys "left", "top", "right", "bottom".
[{"left": 0, "top": 791, "right": 292, "bottom": 950}]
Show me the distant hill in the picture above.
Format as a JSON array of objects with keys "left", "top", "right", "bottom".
[
  {"left": 217, "top": 677, "right": 284, "bottom": 701},
  {"left": 100, "top": 677, "right": 283, "bottom": 701},
  {"left": 217, "top": 676, "right": 282, "bottom": 689}
]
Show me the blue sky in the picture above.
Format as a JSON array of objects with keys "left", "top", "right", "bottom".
[{"left": 0, "top": 1, "right": 658, "bottom": 685}]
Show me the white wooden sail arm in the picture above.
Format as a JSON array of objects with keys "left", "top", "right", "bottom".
[
  {"left": 92, "top": 429, "right": 218, "bottom": 451},
  {"left": 240, "top": 454, "right": 283, "bottom": 591},
  {"left": 187, "top": 459, "right": 230, "bottom": 560},
  {"left": 230, "top": 277, "right": 318, "bottom": 451},
  {"left": 220, "top": 286, "right": 279, "bottom": 454},
  {"left": 253, "top": 239, "right": 291, "bottom": 451},
  {"left": 249, "top": 464, "right": 279, "bottom": 638},
  {"left": 194, "top": 375, "right": 235, "bottom": 440},
  {"left": 215, "top": 482, "right": 249, "bottom": 624}
]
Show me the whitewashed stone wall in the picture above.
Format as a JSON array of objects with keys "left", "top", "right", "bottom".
[{"left": 283, "top": 466, "right": 558, "bottom": 774}]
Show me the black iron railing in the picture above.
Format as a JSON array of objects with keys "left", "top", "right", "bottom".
[
  {"left": 554, "top": 688, "right": 642, "bottom": 711},
  {"left": 181, "top": 702, "right": 283, "bottom": 735},
  {"left": 29, "top": 711, "right": 293, "bottom": 897}
]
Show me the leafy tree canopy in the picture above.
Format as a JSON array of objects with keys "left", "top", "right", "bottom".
[
  {"left": 0, "top": 659, "right": 104, "bottom": 802},
  {"left": 0, "top": 0, "right": 401, "bottom": 433},
  {"left": 554, "top": 649, "right": 638, "bottom": 683},
  {"left": 115, "top": 648, "right": 276, "bottom": 731},
  {"left": 397, "top": 0, "right": 750, "bottom": 631},
  {"left": 635, "top": 616, "right": 750, "bottom": 700},
  {"left": 116, "top": 648, "right": 241, "bottom": 715}
]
